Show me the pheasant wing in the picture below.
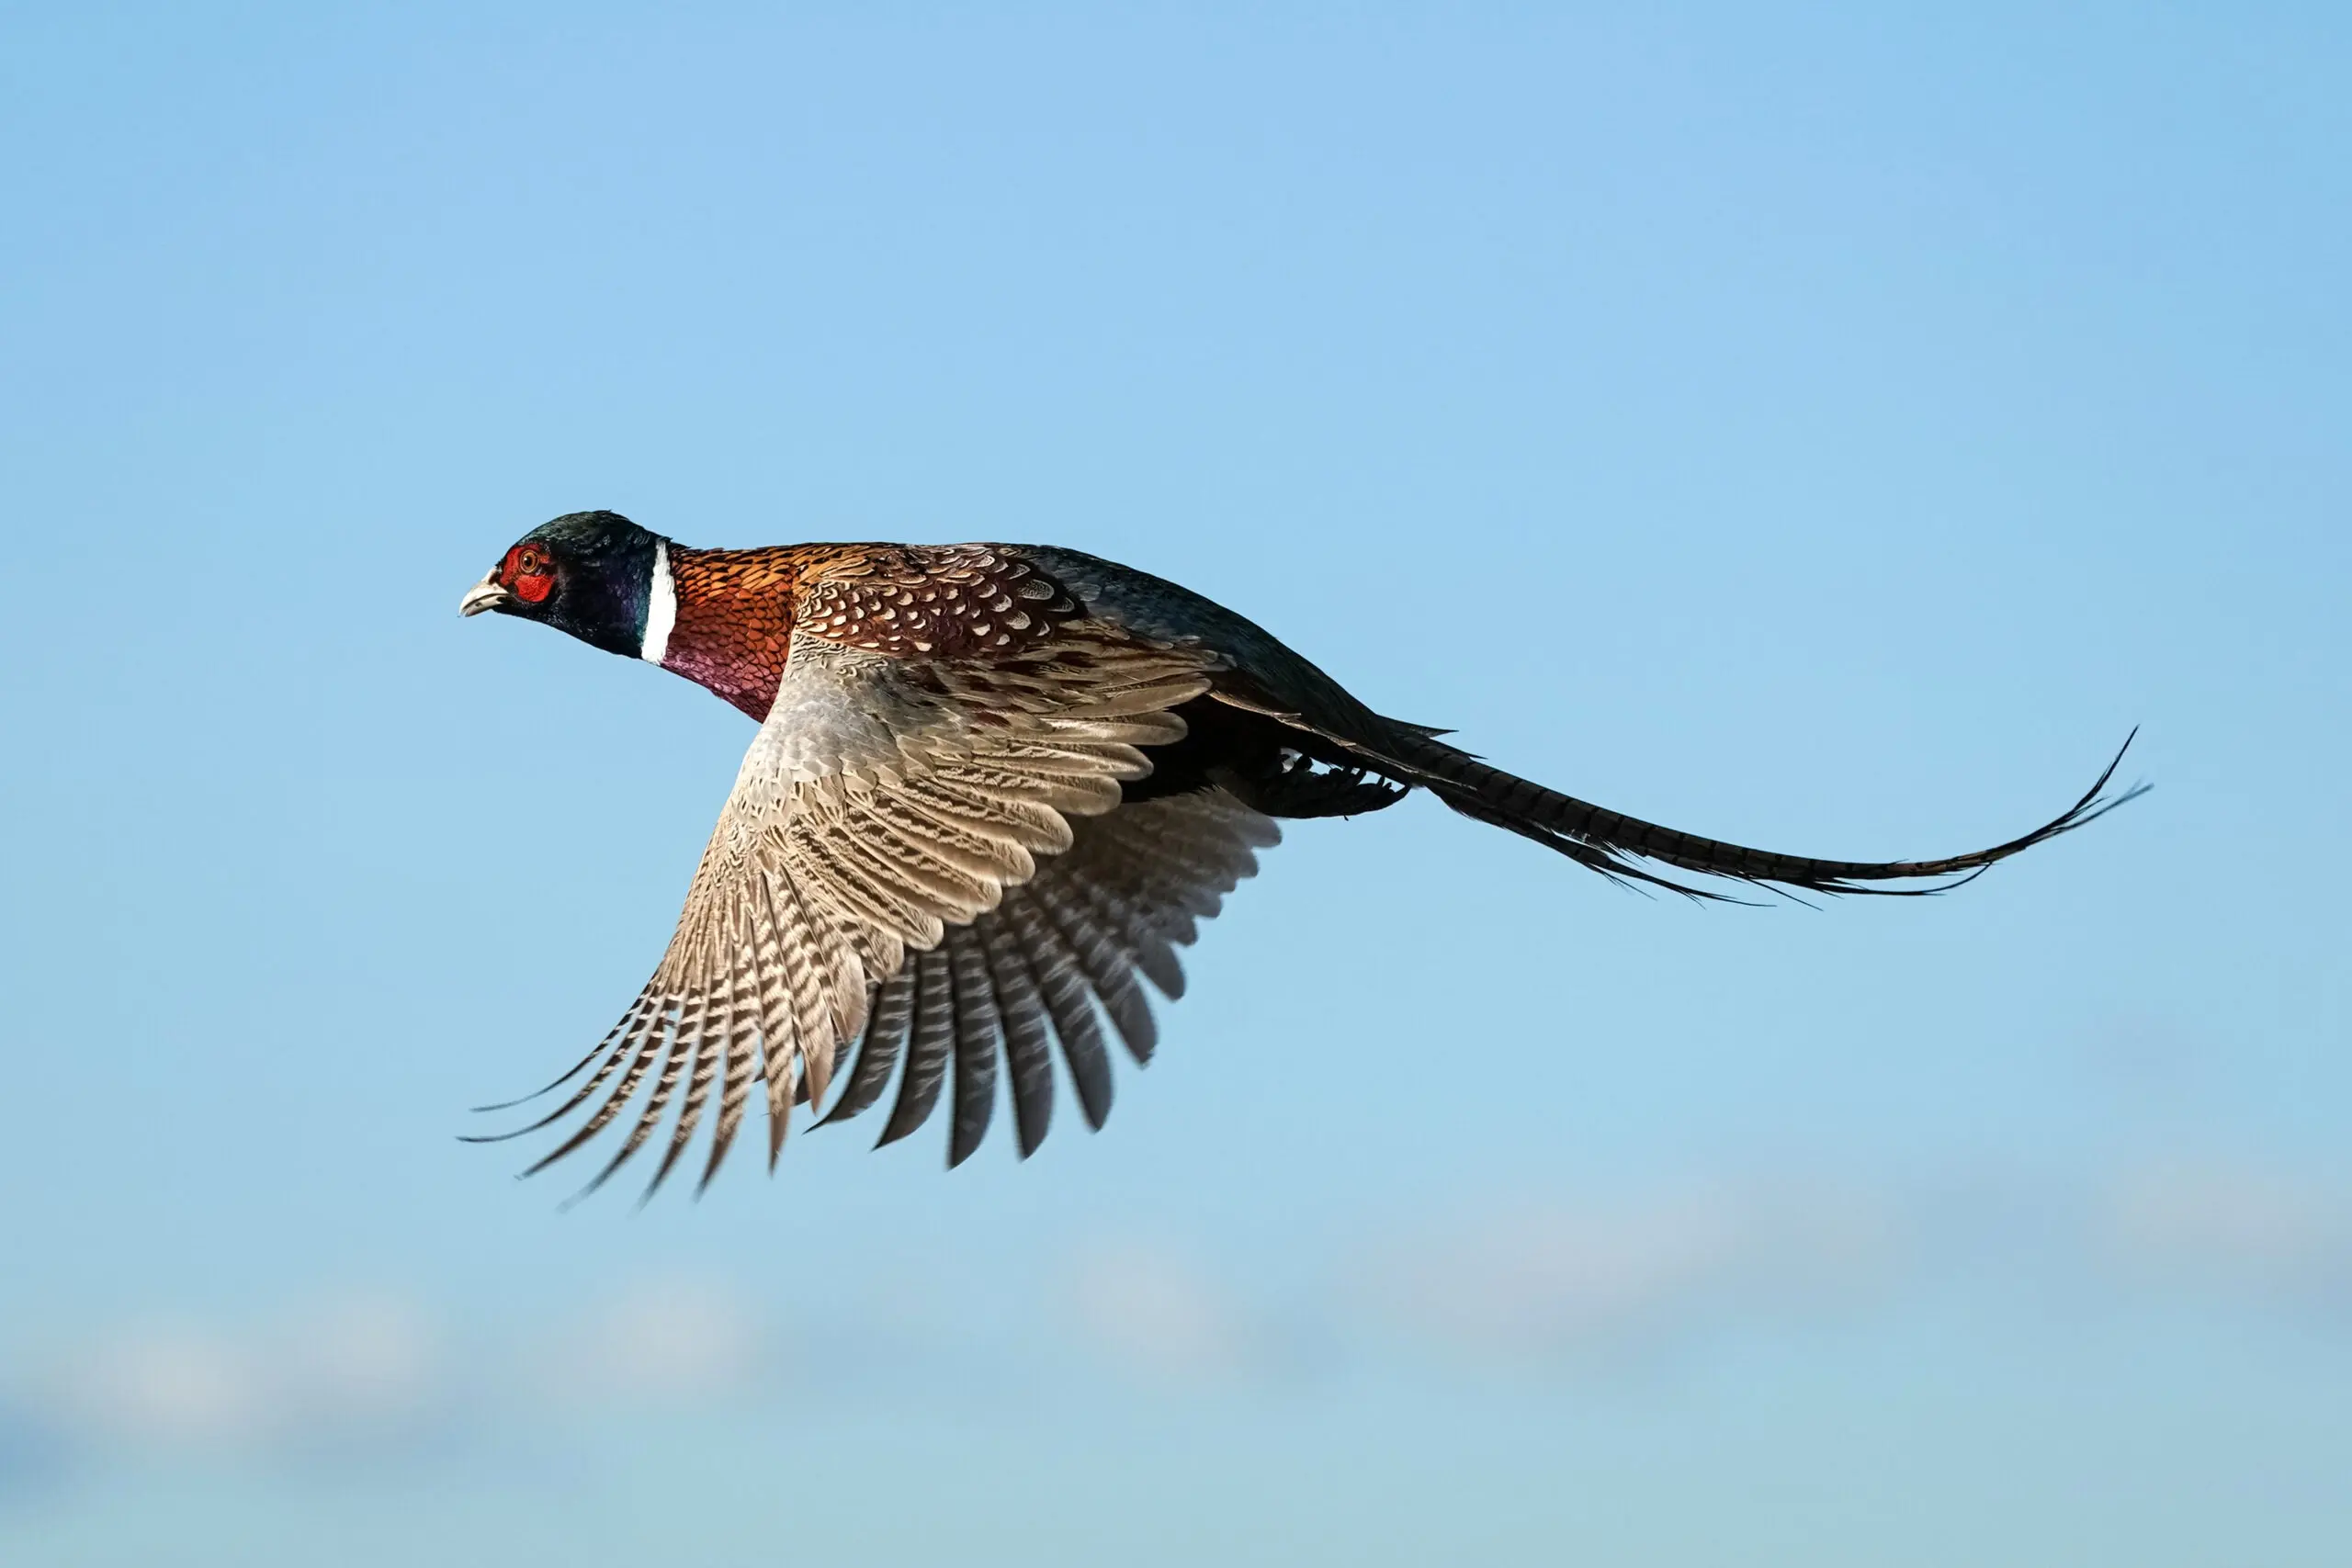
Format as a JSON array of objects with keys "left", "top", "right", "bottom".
[
  {"left": 475, "top": 597, "right": 1216, "bottom": 1198},
  {"left": 821, "top": 786, "right": 1280, "bottom": 1165}
]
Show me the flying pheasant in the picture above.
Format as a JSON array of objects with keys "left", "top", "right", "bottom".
[{"left": 459, "top": 511, "right": 2141, "bottom": 1198}]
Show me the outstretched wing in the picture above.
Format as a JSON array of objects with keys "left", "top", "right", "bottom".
[
  {"left": 820, "top": 786, "right": 1278, "bottom": 1166},
  {"left": 473, "top": 582, "right": 1234, "bottom": 1198}
]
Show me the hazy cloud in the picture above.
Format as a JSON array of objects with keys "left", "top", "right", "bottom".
[
  {"left": 2099, "top": 1157, "right": 2352, "bottom": 1311},
  {"left": 526, "top": 1275, "right": 771, "bottom": 1409},
  {"left": 44, "top": 1292, "right": 444, "bottom": 1453},
  {"left": 15, "top": 1274, "right": 781, "bottom": 1468},
  {"left": 1067, "top": 1242, "right": 1255, "bottom": 1382},
  {"left": 58, "top": 1321, "right": 266, "bottom": 1447},
  {"left": 1359, "top": 1156, "right": 2352, "bottom": 1365},
  {"left": 12, "top": 1156, "right": 2351, "bottom": 1472},
  {"left": 1363, "top": 1178, "right": 1902, "bottom": 1359}
]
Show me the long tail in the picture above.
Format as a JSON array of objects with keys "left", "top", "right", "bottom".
[{"left": 1353, "top": 727, "right": 2147, "bottom": 901}]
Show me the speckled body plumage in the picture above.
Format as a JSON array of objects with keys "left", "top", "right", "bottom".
[{"left": 459, "top": 511, "right": 2142, "bottom": 1197}]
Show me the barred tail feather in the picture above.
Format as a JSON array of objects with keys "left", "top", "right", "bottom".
[{"left": 1374, "top": 728, "right": 2147, "bottom": 899}]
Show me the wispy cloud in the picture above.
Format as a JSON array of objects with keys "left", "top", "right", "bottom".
[
  {"left": 1359, "top": 1178, "right": 1902, "bottom": 1359},
  {"left": 523, "top": 1275, "right": 771, "bottom": 1408},
  {"left": 43, "top": 1292, "right": 444, "bottom": 1453},
  {"left": 15, "top": 1274, "right": 776, "bottom": 1467},
  {"left": 1066, "top": 1241, "right": 1255, "bottom": 1382},
  {"left": 2098, "top": 1157, "right": 2352, "bottom": 1311},
  {"left": 9, "top": 1154, "right": 2349, "bottom": 1474},
  {"left": 1354, "top": 1155, "right": 2352, "bottom": 1365}
]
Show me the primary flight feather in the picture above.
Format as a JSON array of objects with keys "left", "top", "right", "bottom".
[{"left": 460, "top": 511, "right": 2142, "bottom": 1199}]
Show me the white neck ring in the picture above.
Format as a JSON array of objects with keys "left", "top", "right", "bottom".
[{"left": 640, "top": 539, "right": 677, "bottom": 666}]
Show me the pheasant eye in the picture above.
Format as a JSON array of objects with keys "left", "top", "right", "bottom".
[{"left": 503, "top": 543, "right": 557, "bottom": 604}]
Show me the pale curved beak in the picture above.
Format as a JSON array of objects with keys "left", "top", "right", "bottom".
[{"left": 458, "top": 573, "right": 512, "bottom": 617}]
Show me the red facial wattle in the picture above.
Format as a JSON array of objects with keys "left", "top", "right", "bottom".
[{"left": 500, "top": 544, "right": 556, "bottom": 604}]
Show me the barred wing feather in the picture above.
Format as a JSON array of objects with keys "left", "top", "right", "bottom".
[{"left": 471, "top": 621, "right": 1240, "bottom": 1197}]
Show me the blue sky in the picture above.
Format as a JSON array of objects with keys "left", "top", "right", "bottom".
[{"left": 2, "top": 4, "right": 2347, "bottom": 1563}]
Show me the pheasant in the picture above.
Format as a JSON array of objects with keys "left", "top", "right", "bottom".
[{"left": 459, "top": 511, "right": 2141, "bottom": 1198}]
